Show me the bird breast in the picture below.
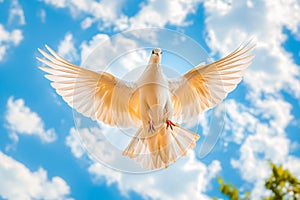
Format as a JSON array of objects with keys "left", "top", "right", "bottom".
[
  {"left": 137, "top": 64, "right": 168, "bottom": 88},
  {"left": 137, "top": 64, "right": 170, "bottom": 107}
]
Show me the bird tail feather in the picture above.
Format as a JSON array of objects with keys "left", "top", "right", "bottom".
[{"left": 122, "top": 124, "right": 200, "bottom": 170}]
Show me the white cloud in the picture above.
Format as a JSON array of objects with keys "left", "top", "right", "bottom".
[
  {"left": 0, "top": 24, "right": 23, "bottom": 45},
  {"left": 80, "top": 33, "right": 110, "bottom": 66},
  {"left": 220, "top": 102, "right": 253, "bottom": 145},
  {"left": 0, "top": 46, "right": 6, "bottom": 61},
  {"left": 217, "top": 95, "right": 297, "bottom": 199},
  {"left": 80, "top": 33, "right": 148, "bottom": 74},
  {"left": 204, "top": 0, "right": 233, "bottom": 16},
  {"left": 204, "top": 0, "right": 300, "bottom": 99},
  {"left": 223, "top": 96, "right": 298, "bottom": 199},
  {"left": 223, "top": 96, "right": 293, "bottom": 145},
  {"left": 5, "top": 97, "right": 57, "bottom": 144},
  {"left": 284, "top": 156, "right": 300, "bottom": 178},
  {"left": 223, "top": 95, "right": 294, "bottom": 146},
  {"left": 0, "top": 24, "right": 23, "bottom": 61},
  {"left": 38, "top": 9, "right": 47, "bottom": 23},
  {"left": 8, "top": 0, "right": 26, "bottom": 25},
  {"left": 88, "top": 155, "right": 220, "bottom": 200},
  {"left": 43, "top": 0, "right": 66, "bottom": 8},
  {"left": 42, "top": 0, "right": 202, "bottom": 31},
  {"left": 42, "top": 0, "right": 126, "bottom": 30},
  {"left": 203, "top": 1, "right": 300, "bottom": 197},
  {"left": 58, "top": 33, "right": 79, "bottom": 62},
  {"left": 128, "top": 0, "right": 201, "bottom": 29},
  {"left": 78, "top": 28, "right": 203, "bottom": 78},
  {"left": 80, "top": 17, "right": 93, "bottom": 29},
  {"left": 254, "top": 96, "right": 293, "bottom": 134},
  {"left": 66, "top": 126, "right": 221, "bottom": 200},
  {"left": 220, "top": 92, "right": 300, "bottom": 199},
  {"left": 66, "top": 125, "right": 137, "bottom": 172},
  {"left": 0, "top": 151, "right": 71, "bottom": 200},
  {"left": 230, "top": 124, "right": 299, "bottom": 199},
  {"left": 65, "top": 128, "right": 85, "bottom": 158},
  {"left": 88, "top": 0, "right": 126, "bottom": 29}
]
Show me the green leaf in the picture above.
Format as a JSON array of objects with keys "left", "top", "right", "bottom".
[
  {"left": 277, "top": 166, "right": 283, "bottom": 176},
  {"left": 279, "top": 181, "right": 285, "bottom": 188},
  {"left": 245, "top": 191, "right": 250, "bottom": 197},
  {"left": 217, "top": 178, "right": 224, "bottom": 184}
]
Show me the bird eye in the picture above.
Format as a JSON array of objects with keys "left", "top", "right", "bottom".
[
  {"left": 160, "top": 51, "right": 162, "bottom": 54},
  {"left": 152, "top": 50, "right": 155, "bottom": 54}
]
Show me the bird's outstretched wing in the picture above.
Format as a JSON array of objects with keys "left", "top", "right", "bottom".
[
  {"left": 169, "top": 40, "right": 255, "bottom": 121},
  {"left": 37, "top": 45, "right": 141, "bottom": 127}
]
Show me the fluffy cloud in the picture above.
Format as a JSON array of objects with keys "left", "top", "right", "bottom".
[
  {"left": 223, "top": 96, "right": 293, "bottom": 145},
  {"left": 88, "top": 157, "right": 221, "bottom": 200},
  {"left": 223, "top": 96, "right": 299, "bottom": 199},
  {"left": 128, "top": 0, "right": 202, "bottom": 29},
  {"left": 79, "top": 33, "right": 110, "bottom": 66},
  {"left": 222, "top": 99, "right": 258, "bottom": 145},
  {"left": 0, "top": 0, "right": 24, "bottom": 61},
  {"left": 220, "top": 97, "right": 299, "bottom": 199},
  {"left": 8, "top": 0, "right": 26, "bottom": 25},
  {"left": 220, "top": 94, "right": 299, "bottom": 199},
  {"left": 204, "top": 0, "right": 300, "bottom": 99},
  {"left": 80, "top": 17, "right": 93, "bottom": 29},
  {"left": 203, "top": 1, "right": 300, "bottom": 198},
  {"left": 5, "top": 97, "right": 57, "bottom": 144},
  {"left": 42, "top": 0, "right": 126, "bottom": 30},
  {"left": 254, "top": 96, "right": 293, "bottom": 134},
  {"left": 285, "top": 156, "right": 300, "bottom": 178},
  {"left": 58, "top": 33, "right": 79, "bottom": 62},
  {"left": 80, "top": 33, "right": 148, "bottom": 73},
  {"left": 66, "top": 126, "right": 221, "bottom": 200},
  {"left": 42, "top": 0, "right": 202, "bottom": 31},
  {"left": 43, "top": 0, "right": 66, "bottom": 8},
  {"left": 0, "top": 151, "right": 71, "bottom": 200},
  {"left": 65, "top": 128, "right": 85, "bottom": 159},
  {"left": 0, "top": 24, "right": 23, "bottom": 61},
  {"left": 230, "top": 124, "right": 300, "bottom": 199}
]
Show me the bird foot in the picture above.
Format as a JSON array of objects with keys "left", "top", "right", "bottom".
[
  {"left": 148, "top": 122, "right": 155, "bottom": 133},
  {"left": 166, "top": 120, "right": 176, "bottom": 130}
]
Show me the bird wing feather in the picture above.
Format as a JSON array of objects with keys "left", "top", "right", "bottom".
[
  {"left": 169, "top": 40, "right": 255, "bottom": 121},
  {"left": 37, "top": 45, "right": 141, "bottom": 127}
]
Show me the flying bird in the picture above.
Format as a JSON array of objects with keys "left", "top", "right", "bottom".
[{"left": 37, "top": 40, "right": 255, "bottom": 170}]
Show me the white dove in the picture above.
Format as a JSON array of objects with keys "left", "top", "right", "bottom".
[{"left": 37, "top": 40, "right": 255, "bottom": 170}]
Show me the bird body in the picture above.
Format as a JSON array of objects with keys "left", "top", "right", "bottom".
[
  {"left": 121, "top": 49, "right": 199, "bottom": 169},
  {"left": 137, "top": 50, "right": 172, "bottom": 130},
  {"left": 37, "top": 41, "right": 255, "bottom": 170}
]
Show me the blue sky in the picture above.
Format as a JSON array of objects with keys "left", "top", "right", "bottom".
[{"left": 0, "top": 0, "right": 300, "bottom": 199}]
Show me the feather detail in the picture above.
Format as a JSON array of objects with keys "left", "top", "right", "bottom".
[
  {"left": 38, "top": 45, "right": 141, "bottom": 127},
  {"left": 169, "top": 40, "right": 255, "bottom": 122}
]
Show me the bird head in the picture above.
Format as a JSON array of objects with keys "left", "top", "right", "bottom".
[
  {"left": 152, "top": 48, "right": 162, "bottom": 56},
  {"left": 150, "top": 48, "right": 162, "bottom": 64}
]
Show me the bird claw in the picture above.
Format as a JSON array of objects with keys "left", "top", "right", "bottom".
[
  {"left": 166, "top": 120, "right": 176, "bottom": 130},
  {"left": 148, "top": 122, "right": 155, "bottom": 133}
]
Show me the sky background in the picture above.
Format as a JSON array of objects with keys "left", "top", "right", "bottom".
[{"left": 0, "top": 0, "right": 300, "bottom": 199}]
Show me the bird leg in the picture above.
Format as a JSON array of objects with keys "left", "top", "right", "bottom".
[
  {"left": 166, "top": 120, "right": 176, "bottom": 130},
  {"left": 148, "top": 121, "right": 155, "bottom": 132}
]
